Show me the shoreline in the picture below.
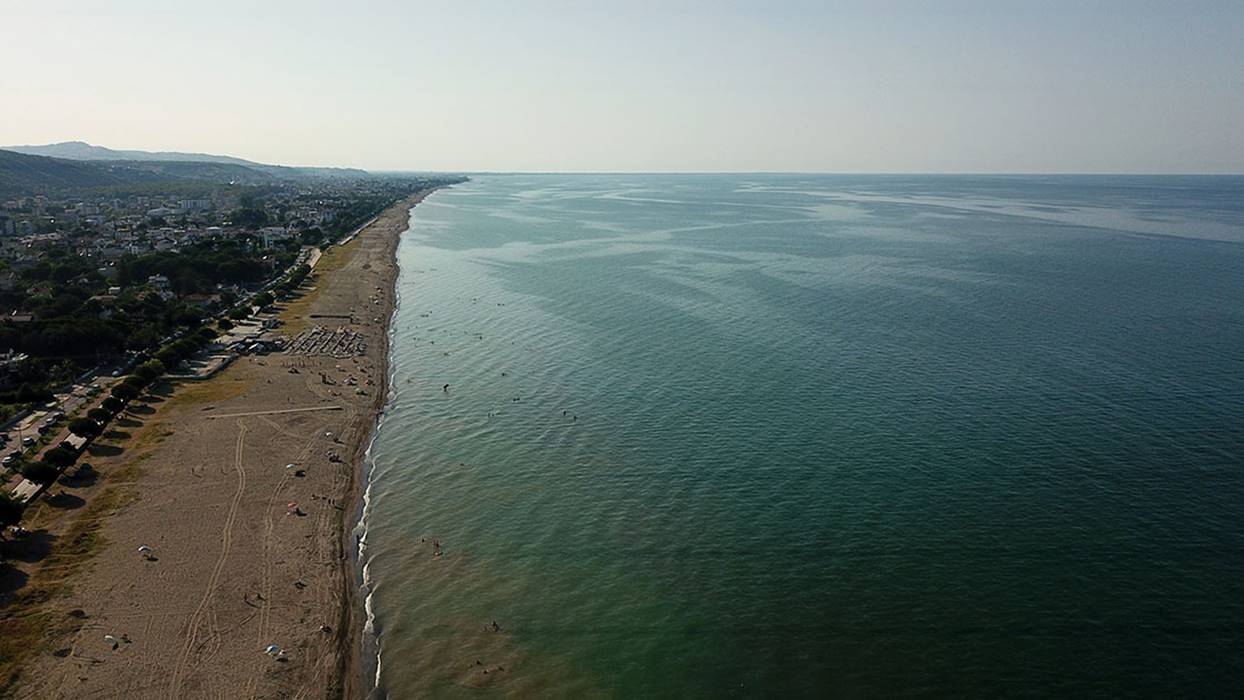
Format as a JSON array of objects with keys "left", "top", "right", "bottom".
[
  {"left": 339, "top": 189, "right": 439, "bottom": 699},
  {"left": 6, "top": 190, "right": 436, "bottom": 699}
]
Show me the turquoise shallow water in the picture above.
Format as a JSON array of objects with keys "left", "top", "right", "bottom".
[{"left": 360, "top": 174, "right": 1244, "bottom": 697}]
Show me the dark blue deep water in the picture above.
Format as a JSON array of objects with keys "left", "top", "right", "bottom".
[{"left": 360, "top": 175, "right": 1244, "bottom": 697}]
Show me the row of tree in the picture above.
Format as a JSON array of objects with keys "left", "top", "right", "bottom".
[{"left": 0, "top": 325, "right": 221, "bottom": 531}]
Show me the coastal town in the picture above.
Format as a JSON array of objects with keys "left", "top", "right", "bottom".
[{"left": 0, "top": 156, "right": 462, "bottom": 696}]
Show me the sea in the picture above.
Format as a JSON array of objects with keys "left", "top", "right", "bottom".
[{"left": 358, "top": 174, "right": 1244, "bottom": 698}]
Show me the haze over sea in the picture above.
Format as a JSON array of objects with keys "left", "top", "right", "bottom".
[{"left": 360, "top": 174, "right": 1244, "bottom": 697}]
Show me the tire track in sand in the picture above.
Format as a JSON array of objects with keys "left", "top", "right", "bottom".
[{"left": 168, "top": 420, "right": 248, "bottom": 696}]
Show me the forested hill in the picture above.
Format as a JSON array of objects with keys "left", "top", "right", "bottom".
[
  {"left": 0, "top": 149, "right": 370, "bottom": 196},
  {"left": 0, "top": 149, "right": 162, "bottom": 194},
  {"left": 4, "top": 141, "right": 370, "bottom": 182}
]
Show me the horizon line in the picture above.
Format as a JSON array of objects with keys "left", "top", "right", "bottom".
[{"left": 377, "top": 170, "right": 1244, "bottom": 177}]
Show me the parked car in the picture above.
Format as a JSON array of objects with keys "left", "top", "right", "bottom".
[
  {"left": 22, "top": 436, "right": 36, "bottom": 448},
  {"left": 2, "top": 454, "right": 17, "bottom": 467}
]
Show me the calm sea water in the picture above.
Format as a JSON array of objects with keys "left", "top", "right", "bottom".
[{"left": 359, "top": 174, "right": 1244, "bottom": 698}]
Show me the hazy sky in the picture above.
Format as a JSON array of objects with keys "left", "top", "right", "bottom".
[{"left": 4, "top": 0, "right": 1243, "bottom": 172}]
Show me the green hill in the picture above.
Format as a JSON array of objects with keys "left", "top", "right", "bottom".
[
  {"left": 0, "top": 149, "right": 162, "bottom": 195},
  {"left": 4, "top": 141, "right": 370, "bottom": 180}
]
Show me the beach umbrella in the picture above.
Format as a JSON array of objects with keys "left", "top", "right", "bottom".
[
  {"left": 265, "top": 644, "right": 280, "bottom": 656},
  {"left": 287, "top": 501, "right": 298, "bottom": 509},
  {"left": 137, "top": 545, "right": 153, "bottom": 554},
  {"left": 104, "top": 635, "right": 118, "bottom": 649},
  {"left": 285, "top": 463, "right": 297, "bottom": 470}
]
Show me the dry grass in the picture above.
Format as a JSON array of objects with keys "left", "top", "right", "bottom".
[
  {"left": 276, "top": 286, "right": 321, "bottom": 336},
  {"left": 162, "top": 374, "right": 250, "bottom": 410},
  {"left": 0, "top": 455, "right": 145, "bottom": 694},
  {"left": 278, "top": 239, "right": 360, "bottom": 335}
]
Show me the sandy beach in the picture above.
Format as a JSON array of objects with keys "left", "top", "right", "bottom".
[{"left": 2, "top": 191, "right": 431, "bottom": 698}]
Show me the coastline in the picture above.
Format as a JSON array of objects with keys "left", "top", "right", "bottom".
[
  {"left": 6, "top": 190, "right": 434, "bottom": 698},
  {"left": 339, "top": 189, "right": 435, "bottom": 699}
]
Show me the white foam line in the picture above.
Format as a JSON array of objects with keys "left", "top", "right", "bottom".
[{"left": 354, "top": 195, "right": 435, "bottom": 699}]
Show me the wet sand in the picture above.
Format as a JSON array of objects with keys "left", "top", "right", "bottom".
[{"left": 10, "top": 191, "right": 431, "bottom": 698}]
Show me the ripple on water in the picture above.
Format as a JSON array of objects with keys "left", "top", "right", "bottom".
[{"left": 364, "top": 174, "right": 1244, "bottom": 697}]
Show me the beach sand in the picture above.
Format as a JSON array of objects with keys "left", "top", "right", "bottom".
[{"left": 5, "top": 191, "right": 430, "bottom": 698}]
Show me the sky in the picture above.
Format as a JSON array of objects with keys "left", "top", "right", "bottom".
[{"left": 3, "top": 0, "right": 1243, "bottom": 173}]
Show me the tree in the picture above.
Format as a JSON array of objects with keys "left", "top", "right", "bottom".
[
  {"left": 0, "top": 491, "right": 23, "bottom": 530},
  {"left": 195, "top": 326, "right": 217, "bottom": 343},
  {"left": 87, "top": 407, "right": 111, "bottom": 423},
  {"left": 68, "top": 418, "right": 102, "bottom": 439},
  {"left": 111, "top": 383, "right": 139, "bottom": 402},
  {"left": 299, "top": 227, "right": 324, "bottom": 245},
  {"left": 155, "top": 348, "right": 179, "bottom": 368},
  {"left": 217, "top": 318, "right": 234, "bottom": 331},
  {"left": 134, "top": 364, "right": 160, "bottom": 383},
  {"left": 142, "top": 359, "right": 166, "bottom": 376},
  {"left": 122, "top": 375, "right": 147, "bottom": 390},
  {"left": 102, "top": 396, "right": 124, "bottom": 413},
  {"left": 228, "top": 306, "right": 250, "bottom": 320},
  {"left": 44, "top": 446, "right": 77, "bottom": 468},
  {"left": 253, "top": 291, "right": 274, "bottom": 308},
  {"left": 230, "top": 208, "right": 269, "bottom": 229},
  {"left": 171, "top": 339, "right": 196, "bottom": 358},
  {"left": 21, "top": 460, "right": 59, "bottom": 486}
]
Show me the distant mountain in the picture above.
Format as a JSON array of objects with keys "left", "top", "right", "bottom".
[
  {"left": 0, "top": 149, "right": 165, "bottom": 194},
  {"left": 4, "top": 141, "right": 259, "bottom": 166},
  {"left": 3, "top": 141, "right": 370, "bottom": 179}
]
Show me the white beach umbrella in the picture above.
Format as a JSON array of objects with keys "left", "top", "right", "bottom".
[{"left": 265, "top": 644, "right": 280, "bottom": 656}]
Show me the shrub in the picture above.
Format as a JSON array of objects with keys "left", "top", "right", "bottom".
[
  {"left": 21, "top": 460, "right": 59, "bottom": 485},
  {"left": 68, "top": 418, "right": 102, "bottom": 438}
]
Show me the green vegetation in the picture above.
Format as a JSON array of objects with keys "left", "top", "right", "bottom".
[
  {"left": 0, "top": 491, "right": 22, "bottom": 530},
  {"left": 116, "top": 237, "right": 296, "bottom": 294},
  {"left": 43, "top": 447, "right": 76, "bottom": 469},
  {"left": 20, "top": 460, "right": 58, "bottom": 486},
  {"left": 110, "top": 384, "right": 138, "bottom": 402},
  {"left": 68, "top": 418, "right": 101, "bottom": 439}
]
